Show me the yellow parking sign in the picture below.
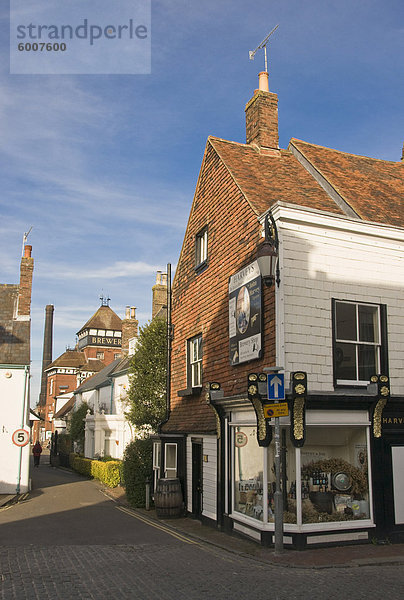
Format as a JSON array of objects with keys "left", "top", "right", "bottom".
[{"left": 263, "top": 402, "right": 289, "bottom": 419}]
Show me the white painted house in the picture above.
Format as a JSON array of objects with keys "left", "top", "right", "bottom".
[
  {"left": 0, "top": 245, "right": 34, "bottom": 494},
  {"left": 73, "top": 356, "right": 136, "bottom": 460}
]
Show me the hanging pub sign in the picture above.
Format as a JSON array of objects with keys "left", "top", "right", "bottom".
[{"left": 229, "top": 260, "right": 262, "bottom": 365}]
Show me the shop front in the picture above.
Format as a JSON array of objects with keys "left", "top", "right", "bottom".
[{"left": 226, "top": 408, "right": 374, "bottom": 549}]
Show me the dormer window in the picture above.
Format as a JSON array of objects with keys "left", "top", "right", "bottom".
[{"left": 195, "top": 226, "right": 208, "bottom": 271}]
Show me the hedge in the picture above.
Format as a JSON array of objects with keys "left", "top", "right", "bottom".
[
  {"left": 69, "top": 453, "right": 122, "bottom": 488},
  {"left": 122, "top": 438, "right": 153, "bottom": 508}
]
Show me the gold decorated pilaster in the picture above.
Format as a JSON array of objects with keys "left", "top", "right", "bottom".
[
  {"left": 293, "top": 397, "right": 305, "bottom": 441},
  {"left": 373, "top": 398, "right": 387, "bottom": 438},
  {"left": 251, "top": 396, "right": 266, "bottom": 442}
]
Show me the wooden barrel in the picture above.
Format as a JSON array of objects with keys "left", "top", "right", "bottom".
[{"left": 154, "top": 478, "right": 183, "bottom": 518}]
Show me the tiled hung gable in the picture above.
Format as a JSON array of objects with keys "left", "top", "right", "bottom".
[
  {"left": 0, "top": 285, "right": 30, "bottom": 365},
  {"left": 165, "top": 141, "right": 276, "bottom": 434}
]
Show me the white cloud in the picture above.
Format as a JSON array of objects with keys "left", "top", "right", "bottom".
[{"left": 37, "top": 259, "right": 164, "bottom": 280}]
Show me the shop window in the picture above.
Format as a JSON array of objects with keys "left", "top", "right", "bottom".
[
  {"left": 300, "top": 427, "right": 370, "bottom": 524},
  {"left": 153, "top": 442, "right": 161, "bottom": 490},
  {"left": 188, "top": 335, "right": 202, "bottom": 388},
  {"left": 164, "top": 443, "right": 177, "bottom": 478},
  {"left": 233, "top": 426, "right": 264, "bottom": 521},
  {"left": 333, "top": 300, "right": 386, "bottom": 386},
  {"left": 231, "top": 421, "right": 371, "bottom": 528},
  {"left": 195, "top": 227, "right": 208, "bottom": 270}
]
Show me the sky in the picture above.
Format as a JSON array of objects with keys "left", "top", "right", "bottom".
[{"left": 0, "top": 0, "right": 403, "bottom": 406}]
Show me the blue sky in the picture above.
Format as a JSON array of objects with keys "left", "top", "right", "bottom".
[{"left": 1, "top": 0, "right": 403, "bottom": 405}]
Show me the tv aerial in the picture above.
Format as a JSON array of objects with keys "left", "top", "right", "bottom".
[
  {"left": 21, "top": 226, "right": 33, "bottom": 257},
  {"left": 249, "top": 24, "right": 279, "bottom": 73}
]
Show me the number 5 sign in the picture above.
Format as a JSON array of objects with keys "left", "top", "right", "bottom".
[{"left": 12, "top": 429, "right": 30, "bottom": 447}]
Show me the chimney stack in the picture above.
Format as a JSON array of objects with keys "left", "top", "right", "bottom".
[
  {"left": 152, "top": 271, "right": 167, "bottom": 319},
  {"left": 17, "top": 245, "right": 34, "bottom": 317},
  {"left": 121, "top": 306, "right": 138, "bottom": 355},
  {"left": 245, "top": 72, "right": 279, "bottom": 150},
  {"left": 39, "top": 305, "right": 54, "bottom": 406}
]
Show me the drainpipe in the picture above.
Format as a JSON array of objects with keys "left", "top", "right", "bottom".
[
  {"left": 166, "top": 263, "right": 172, "bottom": 422},
  {"left": 109, "top": 377, "right": 114, "bottom": 414},
  {"left": 16, "top": 365, "right": 30, "bottom": 494}
]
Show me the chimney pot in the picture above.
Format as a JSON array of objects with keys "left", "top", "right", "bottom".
[
  {"left": 24, "top": 245, "right": 32, "bottom": 258},
  {"left": 258, "top": 71, "right": 269, "bottom": 92},
  {"left": 125, "top": 306, "right": 130, "bottom": 319},
  {"left": 130, "top": 306, "right": 136, "bottom": 319}
]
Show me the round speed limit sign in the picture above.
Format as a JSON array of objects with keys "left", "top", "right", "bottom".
[{"left": 12, "top": 429, "right": 30, "bottom": 447}]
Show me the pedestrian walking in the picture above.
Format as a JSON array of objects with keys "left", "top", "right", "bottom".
[{"left": 33, "top": 441, "right": 42, "bottom": 467}]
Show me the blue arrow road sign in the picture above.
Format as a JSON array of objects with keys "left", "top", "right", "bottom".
[{"left": 267, "top": 373, "right": 285, "bottom": 400}]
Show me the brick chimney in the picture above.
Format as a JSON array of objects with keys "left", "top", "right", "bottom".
[
  {"left": 17, "top": 245, "right": 34, "bottom": 318},
  {"left": 245, "top": 71, "right": 279, "bottom": 150},
  {"left": 152, "top": 271, "right": 167, "bottom": 319},
  {"left": 39, "top": 305, "right": 54, "bottom": 406},
  {"left": 121, "top": 306, "right": 138, "bottom": 355}
]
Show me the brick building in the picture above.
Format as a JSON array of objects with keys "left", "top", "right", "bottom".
[
  {"left": 157, "top": 72, "right": 404, "bottom": 548},
  {"left": 0, "top": 245, "right": 34, "bottom": 493},
  {"left": 39, "top": 300, "right": 132, "bottom": 441}
]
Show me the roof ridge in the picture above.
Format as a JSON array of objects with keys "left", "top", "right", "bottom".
[{"left": 291, "top": 138, "right": 403, "bottom": 165}]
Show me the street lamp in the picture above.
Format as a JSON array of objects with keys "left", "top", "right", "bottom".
[{"left": 256, "top": 213, "right": 280, "bottom": 287}]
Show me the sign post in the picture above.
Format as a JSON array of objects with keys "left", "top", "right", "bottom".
[{"left": 267, "top": 370, "right": 285, "bottom": 554}]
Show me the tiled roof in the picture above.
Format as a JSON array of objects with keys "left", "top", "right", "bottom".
[
  {"left": 78, "top": 305, "right": 122, "bottom": 334},
  {"left": 210, "top": 137, "right": 345, "bottom": 217},
  {"left": 161, "top": 396, "right": 217, "bottom": 434},
  {"left": 109, "top": 355, "right": 130, "bottom": 376},
  {"left": 290, "top": 139, "right": 404, "bottom": 227},
  {"left": 0, "top": 285, "right": 30, "bottom": 365},
  {"left": 53, "top": 396, "right": 76, "bottom": 419},
  {"left": 46, "top": 350, "right": 105, "bottom": 372},
  {"left": 74, "top": 358, "right": 123, "bottom": 393}
]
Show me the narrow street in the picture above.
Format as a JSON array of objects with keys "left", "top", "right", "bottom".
[{"left": 1, "top": 461, "right": 404, "bottom": 599}]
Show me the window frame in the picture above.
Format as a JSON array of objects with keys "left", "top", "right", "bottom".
[
  {"left": 187, "top": 334, "right": 203, "bottom": 389},
  {"left": 195, "top": 226, "right": 208, "bottom": 271},
  {"left": 153, "top": 441, "right": 161, "bottom": 490},
  {"left": 164, "top": 443, "right": 177, "bottom": 479},
  {"left": 332, "top": 299, "right": 388, "bottom": 387}
]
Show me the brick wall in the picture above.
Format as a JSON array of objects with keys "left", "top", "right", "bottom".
[
  {"left": 82, "top": 346, "right": 120, "bottom": 364},
  {"left": 169, "top": 141, "right": 276, "bottom": 430},
  {"left": 245, "top": 90, "right": 279, "bottom": 149},
  {"left": 17, "top": 247, "right": 34, "bottom": 317}
]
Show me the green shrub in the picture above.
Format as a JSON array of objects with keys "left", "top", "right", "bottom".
[
  {"left": 68, "top": 453, "right": 122, "bottom": 488},
  {"left": 122, "top": 438, "right": 153, "bottom": 507},
  {"left": 91, "top": 460, "right": 122, "bottom": 488}
]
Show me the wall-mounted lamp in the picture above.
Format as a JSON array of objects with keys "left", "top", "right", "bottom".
[{"left": 256, "top": 213, "right": 280, "bottom": 287}]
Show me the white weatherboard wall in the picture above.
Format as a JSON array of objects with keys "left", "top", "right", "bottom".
[
  {"left": 202, "top": 436, "right": 217, "bottom": 520},
  {"left": 0, "top": 366, "right": 30, "bottom": 493},
  {"left": 274, "top": 205, "right": 404, "bottom": 395},
  {"left": 186, "top": 435, "right": 217, "bottom": 520}
]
